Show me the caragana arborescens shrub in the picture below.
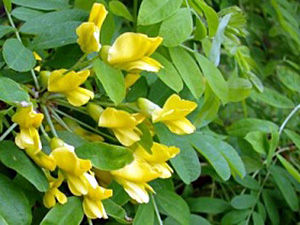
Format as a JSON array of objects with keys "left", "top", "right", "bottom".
[{"left": 0, "top": 0, "right": 299, "bottom": 224}]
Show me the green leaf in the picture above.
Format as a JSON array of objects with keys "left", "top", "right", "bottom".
[
  {"left": 262, "top": 190, "right": 279, "bottom": 225},
  {"left": 103, "top": 199, "right": 129, "bottom": 224},
  {"left": 244, "top": 131, "right": 267, "bottom": 155},
  {"left": 251, "top": 87, "right": 294, "bottom": 109},
  {"left": 164, "top": 214, "right": 211, "bottom": 225},
  {"left": 276, "top": 154, "right": 300, "bottom": 183},
  {"left": 3, "top": 38, "right": 36, "bottom": 72},
  {"left": 0, "top": 215, "right": 9, "bottom": 225},
  {"left": 75, "top": 141, "right": 134, "bottom": 171},
  {"left": 0, "top": 174, "right": 32, "bottom": 225},
  {"left": 155, "top": 190, "right": 190, "bottom": 225},
  {"left": 133, "top": 202, "right": 154, "bottom": 225},
  {"left": 284, "top": 129, "right": 300, "bottom": 150},
  {"left": 234, "top": 175, "right": 260, "bottom": 191},
  {"left": 0, "top": 25, "right": 15, "bottom": 39},
  {"left": 195, "top": 53, "right": 229, "bottom": 104},
  {"left": 209, "top": 14, "right": 231, "bottom": 66},
  {"left": 0, "top": 141, "right": 48, "bottom": 192},
  {"left": 20, "top": 9, "right": 88, "bottom": 35},
  {"left": 269, "top": 165, "right": 299, "bottom": 212},
  {"left": 230, "top": 194, "right": 257, "bottom": 210},
  {"left": 12, "top": 0, "right": 69, "bottom": 10},
  {"left": 11, "top": 7, "right": 45, "bottom": 21},
  {"left": 186, "top": 197, "right": 231, "bottom": 214},
  {"left": 137, "top": 123, "right": 153, "bottom": 154},
  {"left": 227, "top": 118, "right": 278, "bottom": 137},
  {"left": 93, "top": 59, "right": 126, "bottom": 105},
  {"left": 109, "top": 1, "right": 133, "bottom": 21},
  {"left": 155, "top": 123, "right": 201, "bottom": 184},
  {"left": 0, "top": 77, "right": 30, "bottom": 105},
  {"left": 221, "top": 210, "right": 250, "bottom": 225},
  {"left": 138, "top": 0, "right": 182, "bottom": 25},
  {"left": 169, "top": 47, "right": 204, "bottom": 98},
  {"left": 159, "top": 8, "right": 193, "bottom": 47},
  {"left": 194, "top": 18, "right": 207, "bottom": 40},
  {"left": 277, "top": 66, "right": 300, "bottom": 92},
  {"left": 227, "top": 78, "right": 252, "bottom": 102},
  {"left": 40, "top": 197, "right": 83, "bottom": 225},
  {"left": 191, "top": 133, "right": 231, "bottom": 181},
  {"left": 3, "top": 0, "right": 12, "bottom": 12},
  {"left": 152, "top": 52, "right": 183, "bottom": 93},
  {"left": 252, "top": 212, "right": 264, "bottom": 225}
]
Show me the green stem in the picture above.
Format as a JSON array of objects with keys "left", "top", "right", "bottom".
[
  {"left": 54, "top": 99, "right": 89, "bottom": 115},
  {"left": 5, "top": 6, "right": 40, "bottom": 90},
  {"left": 0, "top": 123, "right": 17, "bottom": 142},
  {"left": 151, "top": 195, "right": 163, "bottom": 225},
  {"left": 87, "top": 218, "right": 93, "bottom": 225},
  {"left": 279, "top": 103, "right": 300, "bottom": 136},
  {"left": 40, "top": 124, "right": 51, "bottom": 142},
  {"left": 64, "top": 53, "right": 88, "bottom": 74},
  {"left": 41, "top": 105, "right": 58, "bottom": 137},
  {"left": 242, "top": 100, "right": 248, "bottom": 118},
  {"left": 54, "top": 108, "right": 118, "bottom": 142},
  {"left": 133, "top": 0, "right": 138, "bottom": 31},
  {"left": 48, "top": 106, "right": 73, "bottom": 133},
  {"left": 64, "top": 55, "right": 98, "bottom": 74}
]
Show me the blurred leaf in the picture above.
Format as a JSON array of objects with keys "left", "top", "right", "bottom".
[
  {"left": 252, "top": 212, "right": 264, "bottom": 225},
  {"left": 0, "top": 25, "right": 15, "bottom": 39},
  {"left": 103, "top": 199, "right": 129, "bottom": 224},
  {"left": 93, "top": 59, "right": 126, "bottom": 105},
  {"left": 186, "top": 197, "right": 231, "bottom": 214},
  {"left": 152, "top": 53, "right": 183, "bottom": 93},
  {"left": 0, "top": 141, "right": 48, "bottom": 192},
  {"left": 195, "top": 53, "right": 229, "bottom": 104},
  {"left": 155, "top": 190, "right": 190, "bottom": 225},
  {"left": 3, "top": 38, "right": 36, "bottom": 72},
  {"left": 40, "top": 197, "right": 83, "bottom": 225},
  {"left": 133, "top": 202, "right": 154, "bottom": 225},
  {"left": 109, "top": 1, "right": 133, "bottom": 21},
  {"left": 164, "top": 214, "right": 211, "bottom": 225},
  {"left": 221, "top": 210, "right": 250, "bottom": 225},
  {"left": 76, "top": 141, "right": 134, "bottom": 171},
  {"left": 138, "top": 0, "right": 182, "bottom": 25},
  {"left": 251, "top": 87, "right": 294, "bottom": 109},
  {"left": 11, "top": 7, "right": 45, "bottom": 21},
  {"left": 284, "top": 129, "right": 300, "bottom": 150},
  {"left": 12, "top": 0, "right": 69, "bottom": 10},
  {"left": 0, "top": 77, "right": 30, "bottom": 105},
  {"left": 194, "top": 18, "right": 207, "bottom": 40},
  {"left": 159, "top": 8, "right": 193, "bottom": 47},
  {"left": 169, "top": 47, "right": 204, "bottom": 98},
  {"left": 234, "top": 175, "right": 260, "bottom": 191},
  {"left": 277, "top": 66, "right": 300, "bottom": 92},
  {"left": 3, "top": 0, "right": 12, "bottom": 12},
  {"left": 230, "top": 194, "right": 257, "bottom": 210},
  {"left": 0, "top": 174, "right": 32, "bottom": 225},
  {"left": 227, "top": 78, "right": 252, "bottom": 102},
  {"left": 276, "top": 154, "right": 300, "bottom": 183},
  {"left": 244, "top": 131, "right": 268, "bottom": 155},
  {"left": 262, "top": 190, "right": 279, "bottom": 225}
]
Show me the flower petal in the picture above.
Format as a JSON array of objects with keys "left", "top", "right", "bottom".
[
  {"left": 76, "top": 22, "right": 101, "bottom": 53},
  {"left": 65, "top": 87, "right": 94, "bottom": 107}
]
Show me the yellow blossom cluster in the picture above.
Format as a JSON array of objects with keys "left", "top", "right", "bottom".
[{"left": 10, "top": 2, "right": 198, "bottom": 221}]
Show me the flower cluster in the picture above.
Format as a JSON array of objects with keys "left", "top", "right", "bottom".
[{"left": 9, "top": 3, "right": 198, "bottom": 221}]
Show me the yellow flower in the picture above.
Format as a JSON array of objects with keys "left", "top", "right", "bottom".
[
  {"left": 111, "top": 157, "right": 160, "bottom": 203},
  {"left": 135, "top": 143, "right": 179, "bottom": 178},
  {"left": 26, "top": 147, "right": 56, "bottom": 171},
  {"left": 82, "top": 173, "right": 112, "bottom": 219},
  {"left": 107, "top": 32, "right": 163, "bottom": 73},
  {"left": 138, "top": 94, "right": 197, "bottom": 135},
  {"left": 98, "top": 107, "right": 144, "bottom": 146},
  {"left": 48, "top": 69, "right": 94, "bottom": 107},
  {"left": 12, "top": 106, "right": 44, "bottom": 151},
  {"left": 43, "top": 171, "right": 67, "bottom": 208},
  {"left": 51, "top": 143, "right": 92, "bottom": 196},
  {"left": 33, "top": 52, "right": 42, "bottom": 72},
  {"left": 76, "top": 3, "right": 108, "bottom": 53}
]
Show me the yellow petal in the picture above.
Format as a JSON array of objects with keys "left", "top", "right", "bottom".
[
  {"left": 76, "top": 22, "right": 101, "bottom": 53},
  {"left": 48, "top": 69, "right": 90, "bottom": 92},
  {"left": 125, "top": 73, "right": 141, "bottom": 89},
  {"left": 111, "top": 157, "right": 161, "bottom": 182},
  {"left": 108, "top": 32, "right": 162, "bottom": 65},
  {"left": 88, "top": 3, "right": 108, "bottom": 29},
  {"left": 43, "top": 192, "right": 56, "bottom": 208},
  {"left": 65, "top": 87, "right": 94, "bottom": 107},
  {"left": 153, "top": 163, "right": 173, "bottom": 178},
  {"left": 55, "top": 189, "right": 68, "bottom": 205},
  {"left": 115, "top": 56, "right": 162, "bottom": 72},
  {"left": 26, "top": 149, "right": 56, "bottom": 171},
  {"left": 164, "top": 118, "right": 196, "bottom": 135},
  {"left": 98, "top": 107, "right": 138, "bottom": 128},
  {"left": 12, "top": 106, "right": 44, "bottom": 128},
  {"left": 83, "top": 197, "right": 108, "bottom": 219},
  {"left": 112, "top": 127, "right": 141, "bottom": 146},
  {"left": 33, "top": 52, "right": 42, "bottom": 61},
  {"left": 67, "top": 174, "right": 89, "bottom": 196}
]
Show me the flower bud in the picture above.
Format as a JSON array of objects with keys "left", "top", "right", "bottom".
[
  {"left": 50, "top": 137, "right": 65, "bottom": 150},
  {"left": 86, "top": 103, "right": 104, "bottom": 122},
  {"left": 39, "top": 71, "right": 51, "bottom": 88},
  {"left": 98, "top": 45, "right": 110, "bottom": 64},
  {"left": 137, "top": 98, "right": 160, "bottom": 118}
]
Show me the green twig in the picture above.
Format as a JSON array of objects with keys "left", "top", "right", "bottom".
[
  {"left": 279, "top": 103, "right": 300, "bottom": 136},
  {"left": 151, "top": 195, "right": 163, "bottom": 225},
  {"left": 41, "top": 105, "right": 58, "bottom": 137},
  {"left": 40, "top": 124, "right": 51, "bottom": 142},
  {"left": 0, "top": 123, "right": 17, "bottom": 141},
  {"left": 48, "top": 107, "right": 73, "bottom": 133},
  {"left": 64, "top": 53, "right": 88, "bottom": 74}
]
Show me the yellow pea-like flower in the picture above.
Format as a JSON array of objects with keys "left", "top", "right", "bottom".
[
  {"left": 134, "top": 143, "right": 180, "bottom": 178},
  {"left": 98, "top": 107, "right": 144, "bottom": 146},
  {"left": 43, "top": 171, "right": 67, "bottom": 208},
  {"left": 138, "top": 94, "right": 197, "bottom": 135},
  {"left": 12, "top": 106, "right": 44, "bottom": 151},
  {"left": 51, "top": 143, "right": 92, "bottom": 196},
  {"left": 111, "top": 157, "right": 160, "bottom": 203},
  {"left": 76, "top": 3, "right": 108, "bottom": 53},
  {"left": 26, "top": 147, "right": 56, "bottom": 171},
  {"left": 48, "top": 69, "right": 94, "bottom": 107},
  {"left": 82, "top": 173, "right": 112, "bottom": 219},
  {"left": 107, "top": 32, "right": 163, "bottom": 73}
]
